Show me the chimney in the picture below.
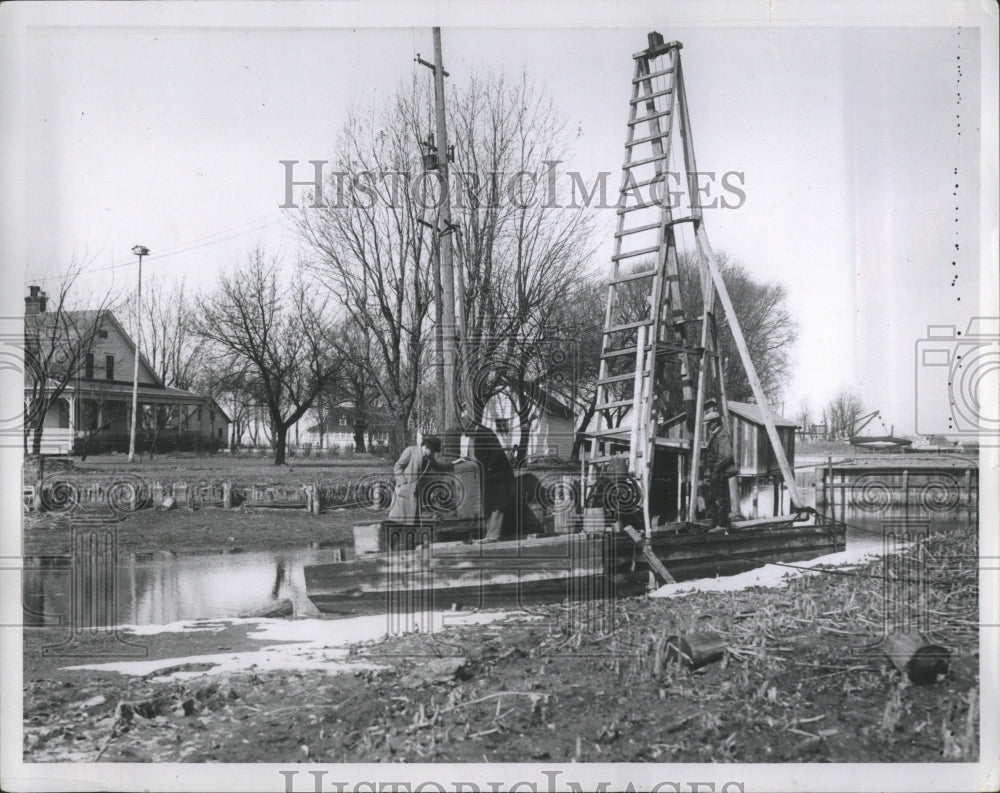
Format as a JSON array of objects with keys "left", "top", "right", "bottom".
[{"left": 25, "top": 285, "right": 48, "bottom": 315}]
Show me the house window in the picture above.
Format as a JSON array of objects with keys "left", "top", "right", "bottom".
[
  {"left": 218, "top": 427, "right": 223, "bottom": 439},
  {"left": 84, "top": 353, "right": 94, "bottom": 379},
  {"left": 340, "top": 416, "right": 348, "bottom": 427},
  {"left": 98, "top": 329, "right": 108, "bottom": 339},
  {"left": 209, "top": 409, "right": 215, "bottom": 422},
  {"left": 105, "top": 355, "right": 114, "bottom": 380}
]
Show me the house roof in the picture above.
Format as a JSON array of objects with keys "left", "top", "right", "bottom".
[
  {"left": 726, "top": 401, "right": 798, "bottom": 428},
  {"left": 27, "top": 308, "right": 163, "bottom": 387},
  {"left": 526, "top": 382, "right": 576, "bottom": 420},
  {"left": 28, "top": 307, "right": 231, "bottom": 422},
  {"left": 659, "top": 400, "right": 798, "bottom": 430}
]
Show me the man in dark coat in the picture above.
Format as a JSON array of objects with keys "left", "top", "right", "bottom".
[
  {"left": 703, "top": 411, "right": 738, "bottom": 528},
  {"left": 461, "top": 411, "right": 517, "bottom": 541}
]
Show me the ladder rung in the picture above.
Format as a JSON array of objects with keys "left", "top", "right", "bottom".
[
  {"left": 608, "top": 269, "right": 655, "bottom": 284},
  {"left": 624, "top": 153, "right": 667, "bottom": 170},
  {"left": 587, "top": 454, "right": 638, "bottom": 466},
  {"left": 616, "top": 202, "right": 661, "bottom": 216},
  {"left": 611, "top": 245, "right": 660, "bottom": 262},
  {"left": 626, "top": 130, "right": 672, "bottom": 147},
  {"left": 597, "top": 372, "right": 640, "bottom": 385},
  {"left": 632, "top": 67, "right": 675, "bottom": 84},
  {"left": 615, "top": 221, "right": 663, "bottom": 237},
  {"left": 630, "top": 174, "right": 668, "bottom": 190},
  {"left": 601, "top": 345, "right": 649, "bottom": 359},
  {"left": 588, "top": 427, "right": 636, "bottom": 438},
  {"left": 631, "top": 88, "right": 673, "bottom": 105},
  {"left": 628, "top": 109, "right": 671, "bottom": 126},
  {"left": 605, "top": 319, "right": 653, "bottom": 333},
  {"left": 595, "top": 399, "right": 635, "bottom": 411}
]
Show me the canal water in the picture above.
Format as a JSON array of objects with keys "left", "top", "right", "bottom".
[
  {"left": 22, "top": 504, "right": 976, "bottom": 630},
  {"left": 22, "top": 544, "right": 350, "bottom": 629}
]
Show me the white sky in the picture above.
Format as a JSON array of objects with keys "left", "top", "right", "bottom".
[{"left": 3, "top": 3, "right": 997, "bottom": 437}]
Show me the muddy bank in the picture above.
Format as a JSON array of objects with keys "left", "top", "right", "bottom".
[
  {"left": 23, "top": 505, "right": 368, "bottom": 557},
  {"left": 23, "top": 528, "right": 979, "bottom": 763}
]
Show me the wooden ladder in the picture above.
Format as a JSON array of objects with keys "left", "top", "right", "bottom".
[{"left": 585, "top": 33, "right": 700, "bottom": 538}]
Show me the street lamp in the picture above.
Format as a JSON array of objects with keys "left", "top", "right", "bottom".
[{"left": 127, "top": 245, "right": 149, "bottom": 463}]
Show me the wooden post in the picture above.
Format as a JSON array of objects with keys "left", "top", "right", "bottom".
[
  {"left": 839, "top": 472, "right": 846, "bottom": 524},
  {"left": 697, "top": 224, "right": 802, "bottom": 507},
  {"left": 222, "top": 481, "right": 232, "bottom": 509},
  {"left": 825, "top": 456, "right": 832, "bottom": 512},
  {"left": 752, "top": 477, "right": 759, "bottom": 519}
]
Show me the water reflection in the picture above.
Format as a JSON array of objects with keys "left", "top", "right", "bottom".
[{"left": 23, "top": 545, "right": 348, "bottom": 628}]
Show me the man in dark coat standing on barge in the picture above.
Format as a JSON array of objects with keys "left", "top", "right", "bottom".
[
  {"left": 703, "top": 410, "right": 738, "bottom": 528},
  {"left": 460, "top": 410, "right": 517, "bottom": 541}
]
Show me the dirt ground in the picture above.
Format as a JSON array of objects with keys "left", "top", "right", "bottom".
[{"left": 22, "top": 528, "right": 979, "bottom": 764}]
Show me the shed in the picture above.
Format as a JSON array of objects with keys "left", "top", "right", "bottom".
[{"left": 727, "top": 401, "right": 797, "bottom": 476}]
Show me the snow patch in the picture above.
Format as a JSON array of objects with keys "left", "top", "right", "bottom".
[
  {"left": 649, "top": 539, "right": 892, "bottom": 599},
  {"left": 64, "top": 609, "right": 531, "bottom": 681}
]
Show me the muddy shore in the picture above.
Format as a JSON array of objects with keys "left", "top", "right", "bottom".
[{"left": 22, "top": 527, "right": 979, "bottom": 763}]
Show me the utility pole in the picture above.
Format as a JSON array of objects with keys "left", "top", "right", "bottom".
[
  {"left": 432, "top": 28, "right": 457, "bottom": 428},
  {"left": 128, "top": 245, "right": 149, "bottom": 463},
  {"left": 416, "top": 28, "right": 458, "bottom": 429}
]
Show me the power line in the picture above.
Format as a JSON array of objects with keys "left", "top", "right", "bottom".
[{"left": 23, "top": 212, "right": 284, "bottom": 285}]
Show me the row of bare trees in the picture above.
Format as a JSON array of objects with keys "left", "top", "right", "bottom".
[{"left": 25, "top": 72, "right": 802, "bottom": 465}]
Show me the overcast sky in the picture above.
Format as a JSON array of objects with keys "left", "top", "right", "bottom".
[{"left": 3, "top": 2, "right": 996, "bottom": 437}]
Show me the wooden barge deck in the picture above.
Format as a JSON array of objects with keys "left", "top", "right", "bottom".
[{"left": 303, "top": 513, "right": 845, "bottom": 616}]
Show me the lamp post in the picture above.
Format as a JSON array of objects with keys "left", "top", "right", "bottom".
[{"left": 127, "top": 245, "right": 149, "bottom": 463}]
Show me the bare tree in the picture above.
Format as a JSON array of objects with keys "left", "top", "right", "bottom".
[
  {"left": 337, "top": 322, "right": 384, "bottom": 452},
  {"left": 450, "top": 71, "right": 599, "bottom": 424},
  {"left": 138, "top": 403, "right": 173, "bottom": 459},
  {"left": 794, "top": 398, "right": 814, "bottom": 440},
  {"left": 191, "top": 249, "right": 342, "bottom": 464},
  {"left": 614, "top": 251, "right": 798, "bottom": 422},
  {"left": 543, "top": 277, "right": 605, "bottom": 460},
  {"left": 76, "top": 382, "right": 125, "bottom": 460},
  {"left": 23, "top": 263, "right": 117, "bottom": 455},
  {"left": 135, "top": 277, "right": 205, "bottom": 390},
  {"left": 826, "top": 389, "right": 865, "bottom": 440},
  {"left": 196, "top": 361, "right": 257, "bottom": 452},
  {"left": 297, "top": 83, "right": 436, "bottom": 457}
]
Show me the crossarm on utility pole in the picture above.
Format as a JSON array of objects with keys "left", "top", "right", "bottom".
[{"left": 695, "top": 225, "right": 802, "bottom": 508}]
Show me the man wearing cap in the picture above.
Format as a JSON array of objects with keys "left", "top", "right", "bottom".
[
  {"left": 703, "top": 410, "right": 738, "bottom": 528},
  {"left": 387, "top": 435, "right": 456, "bottom": 524}
]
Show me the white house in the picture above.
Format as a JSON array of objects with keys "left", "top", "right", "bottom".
[{"left": 24, "top": 286, "right": 230, "bottom": 455}]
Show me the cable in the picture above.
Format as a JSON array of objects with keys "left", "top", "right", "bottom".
[{"left": 23, "top": 212, "right": 283, "bottom": 285}]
